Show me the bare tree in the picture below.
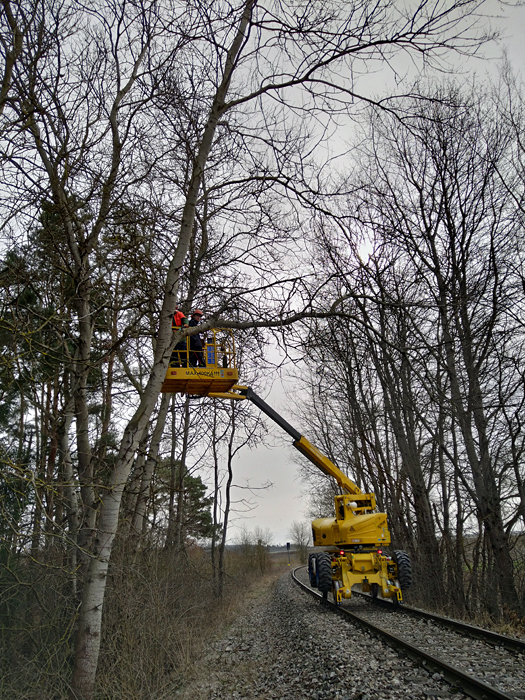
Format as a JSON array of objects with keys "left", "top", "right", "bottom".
[
  {"left": 0, "top": 1, "right": 496, "bottom": 696},
  {"left": 302, "top": 80, "right": 524, "bottom": 617},
  {"left": 289, "top": 520, "right": 310, "bottom": 563}
]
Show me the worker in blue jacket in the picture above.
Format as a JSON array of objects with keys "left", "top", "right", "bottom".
[{"left": 189, "top": 309, "right": 205, "bottom": 367}]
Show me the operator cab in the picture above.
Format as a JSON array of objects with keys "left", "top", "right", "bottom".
[{"left": 161, "top": 328, "right": 239, "bottom": 395}]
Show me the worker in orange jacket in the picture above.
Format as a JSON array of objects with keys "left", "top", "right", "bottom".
[{"left": 170, "top": 306, "right": 189, "bottom": 366}]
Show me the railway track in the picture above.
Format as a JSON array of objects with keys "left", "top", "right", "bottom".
[{"left": 292, "top": 566, "right": 525, "bottom": 700}]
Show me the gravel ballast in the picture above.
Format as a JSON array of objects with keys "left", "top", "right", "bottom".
[{"left": 174, "top": 571, "right": 465, "bottom": 700}]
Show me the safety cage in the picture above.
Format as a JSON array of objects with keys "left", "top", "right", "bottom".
[{"left": 161, "top": 328, "right": 239, "bottom": 395}]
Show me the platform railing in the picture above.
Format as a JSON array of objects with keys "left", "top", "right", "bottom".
[{"left": 170, "top": 328, "right": 237, "bottom": 370}]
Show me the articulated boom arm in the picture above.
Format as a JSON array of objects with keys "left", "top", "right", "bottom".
[
  {"left": 209, "top": 383, "right": 406, "bottom": 604},
  {"left": 236, "top": 387, "right": 361, "bottom": 496}
]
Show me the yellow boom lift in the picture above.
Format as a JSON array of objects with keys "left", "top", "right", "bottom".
[{"left": 161, "top": 329, "right": 412, "bottom": 605}]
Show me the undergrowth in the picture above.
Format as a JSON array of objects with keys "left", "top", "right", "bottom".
[{"left": 0, "top": 543, "right": 287, "bottom": 700}]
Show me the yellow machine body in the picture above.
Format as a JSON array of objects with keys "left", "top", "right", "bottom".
[
  {"left": 329, "top": 550, "right": 401, "bottom": 604},
  {"left": 311, "top": 495, "right": 402, "bottom": 604},
  {"left": 312, "top": 495, "right": 390, "bottom": 548},
  {"left": 313, "top": 512, "right": 389, "bottom": 548}
]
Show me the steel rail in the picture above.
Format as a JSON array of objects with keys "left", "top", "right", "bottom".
[
  {"left": 352, "top": 589, "right": 525, "bottom": 655},
  {"left": 292, "top": 567, "right": 518, "bottom": 700}
]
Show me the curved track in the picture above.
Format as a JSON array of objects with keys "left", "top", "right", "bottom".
[{"left": 292, "top": 566, "right": 525, "bottom": 700}]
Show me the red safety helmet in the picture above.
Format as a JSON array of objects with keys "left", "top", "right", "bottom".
[{"left": 192, "top": 309, "right": 203, "bottom": 316}]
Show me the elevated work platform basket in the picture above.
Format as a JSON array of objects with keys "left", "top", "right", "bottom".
[{"left": 161, "top": 328, "right": 239, "bottom": 396}]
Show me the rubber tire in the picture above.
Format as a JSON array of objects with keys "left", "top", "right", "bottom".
[
  {"left": 393, "top": 550, "right": 412, "bottom": 590},
  {"left": 308, "top": 553, "right": 318, "bottom": 588},
  {"left": 316, "top": 552, "right": 332, "bottom": 595}
]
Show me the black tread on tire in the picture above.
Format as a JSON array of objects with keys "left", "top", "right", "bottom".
[
  {"left": 393, "top": 550, "right": 412, "bottom": 590},
  {"left": 316, "top": 552, "right": 333, "bottom": 594}
]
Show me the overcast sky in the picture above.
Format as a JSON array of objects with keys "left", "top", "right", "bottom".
[{"left": 227, "top": 0, "right": 525, "bottom": 547}]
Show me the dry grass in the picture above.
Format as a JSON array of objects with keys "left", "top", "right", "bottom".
[
  {"left": 170, "top": 553, "right": 293, "bottom": 700},
  {"left": 95, "top": 546, "right": 285, "bottom": 699},
  {"left": 0, "top": 545, "right": 292, "bottom": 700}
]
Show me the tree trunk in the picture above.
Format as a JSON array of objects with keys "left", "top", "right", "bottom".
[
  {"left": 59, "top": 394, "right": 79, "bottom": 596},
  {"left": 130, "top": 393, "right": 170, "bottom": 544},
  {"left": 438, "top": 289, "right": 522, "bottom": 616},
  {"left": 218, "top": 406, "right": 236, "bottom": 598}
]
